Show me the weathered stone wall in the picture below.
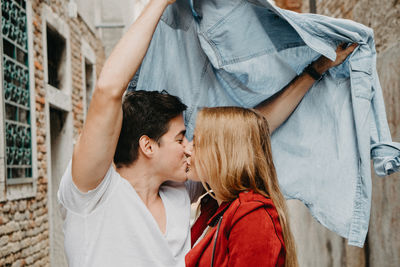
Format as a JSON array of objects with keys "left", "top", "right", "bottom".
[
  {"left": 0, "top": 0, "right": 105, "bottom": 266},
  {"left": 275, "top": 0, "right": 400, "bottom": 266}
]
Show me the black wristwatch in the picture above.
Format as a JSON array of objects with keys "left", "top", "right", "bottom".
[{"left": 304, "top": 64, "right": 323, "bottom": 80}]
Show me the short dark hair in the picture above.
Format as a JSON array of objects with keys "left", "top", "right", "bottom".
[{"left": 114, "top": 90, "right": 187, "bottom": 168}]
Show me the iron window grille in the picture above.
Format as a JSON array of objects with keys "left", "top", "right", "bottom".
[{"left": 1, "top": 0, "right": 33, "bottom": 184}]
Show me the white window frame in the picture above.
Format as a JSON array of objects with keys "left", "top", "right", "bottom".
[{"left": 42, "top": 5, "right": 73, "bottom": 266}]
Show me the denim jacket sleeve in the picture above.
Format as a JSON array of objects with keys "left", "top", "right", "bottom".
[{"left": 370, "top": 62, "right": 400, "bottom": 176}]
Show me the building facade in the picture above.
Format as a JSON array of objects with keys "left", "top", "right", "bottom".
[{"left": 0, "top": 0, "right": 106, "bottom": 265}]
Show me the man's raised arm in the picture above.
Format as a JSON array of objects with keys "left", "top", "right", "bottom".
[
  {"left": 256, "top": 43, "right": 357, "bottom": 132},
  {"left": 72, "top": 0, "right": 174, "bottom": 192}
]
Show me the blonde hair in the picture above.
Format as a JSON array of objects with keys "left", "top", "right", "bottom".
[{"left": 193, "top": 107, "right": 298, "bottom": 267}]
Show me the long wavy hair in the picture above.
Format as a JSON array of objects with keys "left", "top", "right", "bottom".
[{"left": 193, "top": 107, "right": 298, "bottom": 267}]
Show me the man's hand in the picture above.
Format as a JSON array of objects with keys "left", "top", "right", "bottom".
[
  {"left": 153, "top": 0, "right": 176, "bottom": 6},
  {"left": 313, "top": 43, "right": 358, "bottom": 74}
]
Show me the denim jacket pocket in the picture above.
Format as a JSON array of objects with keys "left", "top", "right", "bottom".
[
  {"left": 201, "top": 1, "right": 304, "bottom": 67},
  {"left": 161, "top": 0, "right": 193, "bottom": 31},
  {"left": 350, "top": 58, "right": 374, "bottom": 101}
]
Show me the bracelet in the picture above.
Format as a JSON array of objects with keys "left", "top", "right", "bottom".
[{"left": 304, "top": 64, "right": 323, "bottom": 81}]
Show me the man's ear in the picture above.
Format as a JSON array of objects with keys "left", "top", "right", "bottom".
[{"left": 138, "top": 135, "right": 157, "bottom": 158}]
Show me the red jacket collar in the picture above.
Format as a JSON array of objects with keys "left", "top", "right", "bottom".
[{"left": 207, "top": 201, "right": 231, "bottom": 227}]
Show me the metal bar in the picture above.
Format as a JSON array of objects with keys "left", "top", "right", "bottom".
[
  {"left": 7, "top": 165, "right": 32, "bottom": 168},
  {"left": 9, "top": 0, "right": 26, "bottom": 11},
  {"left": 0, "top": 2, "right": 7, "bottom": 183},
  {"left": 2, "top": 35, "right": 28, "bottom": 53},
  {"left": 7, "top": 177, "right": 33, "bottom": 185},
  {"left": 5, "top": 119, "right": 30, "bottom": 128},
  {"left": 5, "top": 100, "right": 30, "bottom": 111},
  {"left": 3, "top": 54, "right": 28, "bottom": 70},
  {"left": 95, "top": 23, "right": 125, "bottom": 29}
]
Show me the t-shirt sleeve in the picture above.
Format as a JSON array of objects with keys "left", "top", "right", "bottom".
[{"left": 57, "top": 160, "right": 117, "bottom": 215}]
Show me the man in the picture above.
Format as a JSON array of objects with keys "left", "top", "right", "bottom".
[
  {"left": 59, "top": 90, "right": 191, "bottom": 266},
  {"left": 57, "top": 0, "right": 356, "bottom": 266}
]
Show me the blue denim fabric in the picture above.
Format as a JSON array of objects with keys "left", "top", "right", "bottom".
[{"left": 127, "top": 0, "right": 400, "bottom": 247}]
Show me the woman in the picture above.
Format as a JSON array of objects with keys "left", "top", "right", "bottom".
[{"left": 186, "top": 107, "right": 298, "bottom": 267}]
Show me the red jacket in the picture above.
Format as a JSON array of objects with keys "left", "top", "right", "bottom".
[{"left": 186, "top": 191, "right": 286, "bottom": 267}]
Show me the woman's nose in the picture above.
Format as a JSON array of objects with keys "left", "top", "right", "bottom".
[{"left": 184, "top": 140, "right": 193, "bottom": 157}]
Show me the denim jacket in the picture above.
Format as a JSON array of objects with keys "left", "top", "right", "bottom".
[{"left": 128, "top": 0, "right": 400, "bottom": 247}]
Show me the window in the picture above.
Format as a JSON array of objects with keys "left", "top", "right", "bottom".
[
  {"left": 1, "top": 0, "right": 33, "bottom": 184},
  {"left": 46, "top": 25, "right": 66, "bottom": 90},
  {"left": 81, "top": 40, "right": 96, "bottom": 118},
  {"left": 309, "top": 0, "right": 316, "bottom": 13},
  {"left": 84, "top": 59, "right": 94, "bottom": 114}
]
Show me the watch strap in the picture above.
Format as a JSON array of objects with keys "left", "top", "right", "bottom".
[{"left": 304, "top": 64, "right": 323, "bottom": 80}]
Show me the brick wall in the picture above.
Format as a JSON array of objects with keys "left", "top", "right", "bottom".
[
  {"left": 275, "top": 0, "right": 303, "bottom": 12},
  {"left": 315, "top": 0, "right": 399, "bottom": 54},
  {"left": 0, "top": 0, "right": 105, "bottom": 266}
]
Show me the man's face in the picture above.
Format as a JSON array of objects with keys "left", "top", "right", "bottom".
[{"left": 153, "top": 114, "right": 189, "bottom": 183}]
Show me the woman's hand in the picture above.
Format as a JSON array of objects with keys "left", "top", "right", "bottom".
[
  {"left": 312, "top": 43, "right": 358, "bottom": 74},
  {"left": 151, "top": 0, "right": 176, "bottom": 7}
]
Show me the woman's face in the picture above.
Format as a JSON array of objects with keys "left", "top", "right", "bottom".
[{"left": 185, "top": 140, "right": 202, "bottom": 182}]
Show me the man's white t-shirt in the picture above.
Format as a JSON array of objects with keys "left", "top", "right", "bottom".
[{"left": 57, "top": 162, "right": 191, "bottom": 267}]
